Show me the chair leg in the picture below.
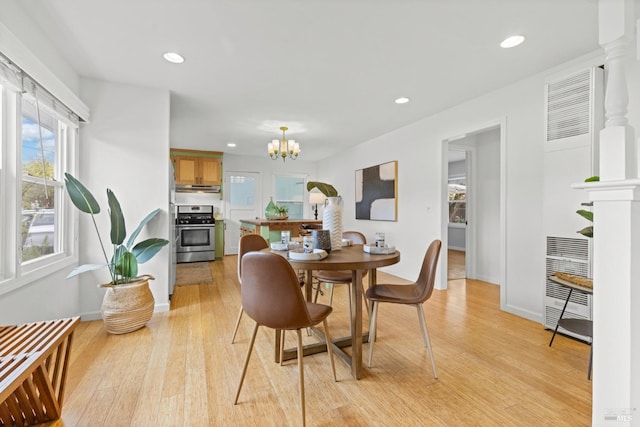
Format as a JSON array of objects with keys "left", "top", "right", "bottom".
[
  {"left": 280, "top": 329, "right": 286, "bottom": 366},
  {"left": 231, "top": 305, "right": 244, "bottom": 344},
  {"left": 346, "top": 283, "right": 354, "bottom": 332},
  {"left": 367, "top": 301, "right": 379, "bottom": 368},
  {"left": 587, "top": 344, "right": 593, "bottom": 380},
  {"left": 328, "top": 283, "right": 335, "bottom": 306},
  {"left": 322, "top": 319, "right": 337, "bottom": 382},
  {"left": 234, "top": 322, "right": 260, "bottom": 404},
  {"left": 416, "top": 304, "right": 438, "bottom": 379},
  {"left": 314, "top": 281, "right": 321, "bottom": 303},
  {"left": 360, "top": 282, "right": 371, "bottom": 320},
  {"left": 296, "top": 329, "right": 306, "bottom": 427}
]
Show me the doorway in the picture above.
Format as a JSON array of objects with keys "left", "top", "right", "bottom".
[
  {"left": 441, "top": 122, "right": 505, "bottom": 295},
  {"left": 447, "top": 149, "right": 467, "bottom": 280},
  {"left": 224, "top": 171, "right": 260, "bottom": 255}
]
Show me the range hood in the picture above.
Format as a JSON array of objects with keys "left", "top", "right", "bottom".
[{"left": 176, "top": 184, "right": 221, "bottom": 193}]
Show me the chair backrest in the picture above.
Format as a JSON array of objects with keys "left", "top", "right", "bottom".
[
  {"left": 343, "top": 231, "right": 366, "bottom": 245},
  {"left": 414, "top": 239, "right": 442, "bottom": 302},
  {"left": 237, "top": 234, "right": 269, "bottom": 283},
  {"left": 241, "top": 252, "right": 313, "bottom": 330}
]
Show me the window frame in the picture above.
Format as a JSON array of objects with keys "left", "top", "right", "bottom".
[
  {"left": 448, "top": 177, "right": 467, "bottom": 225},
  {"left": 272, "top": 173, "right": 308, "bottom": 220},
  {"left": 0, "top": 80, "right": 79, "bottom": 296}
]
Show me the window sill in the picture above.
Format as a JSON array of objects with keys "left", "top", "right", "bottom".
[{"left": 0, "top": 254, "right": 78, "bottom": 296}]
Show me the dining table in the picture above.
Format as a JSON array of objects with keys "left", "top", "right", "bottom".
[{"left": 263, "top": 244, "right": 400, "bottom": 379}]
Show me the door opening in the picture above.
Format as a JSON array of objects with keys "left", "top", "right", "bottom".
[
  {"left": 441, "top": 122, "right": 505, "bottom": 299},
  {"left": 447, "top": 149, "right": 467, "bottom": 280}
]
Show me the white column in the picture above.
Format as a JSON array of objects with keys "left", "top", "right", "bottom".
[{"left": 579, "top": 1, "right": 640, "bottom": 425}]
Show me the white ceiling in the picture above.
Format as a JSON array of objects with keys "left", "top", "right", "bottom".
[{"left": 18, "top": 0, "right": 600, "bottom": 161}]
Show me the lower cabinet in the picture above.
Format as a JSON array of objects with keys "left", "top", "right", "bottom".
[
  {"left": 215, "top": 220, "right": 224, "bottom": 260},
  {"left": 239, "top": 220, "right": 321, "bottom": 244}
]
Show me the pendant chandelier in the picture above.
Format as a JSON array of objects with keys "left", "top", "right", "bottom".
[{"left": 268, "top": 126, "right": 300, "bottom": 162}]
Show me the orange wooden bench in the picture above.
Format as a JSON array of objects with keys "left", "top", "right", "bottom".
[{"left": 0, "top": 317, "right": 79, "bottom": 426}]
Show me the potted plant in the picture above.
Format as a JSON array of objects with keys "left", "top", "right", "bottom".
[
  {"left": 306, "top": 181, "right": 338, "bottom": 198},
  {"left": 275, "top": 205, "right": 289, "bottom": 219},
  {"left": 576, "top": 176, "right": 598, "bottom": 238},
  {"left": 306, "top": 181, "right": 343, "bottom": 250},
  {"left": 64, "top": 172, "right": 169, "bottom": 334}
]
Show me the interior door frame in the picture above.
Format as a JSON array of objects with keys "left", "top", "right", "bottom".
[{"left": 440, "top": 118, "right": 507, "bottom": 308}]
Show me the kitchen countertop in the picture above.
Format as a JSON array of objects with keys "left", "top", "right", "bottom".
[{"left": 240, "top": 219, "right": 321, "bottom": 226}]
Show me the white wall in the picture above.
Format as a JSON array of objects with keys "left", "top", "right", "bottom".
[
  {"left": 78, "top": 78, "right": 171, "bottom": 318},
  {"left": 315, "top": 51, "right": 609, "bottom": 322},
  {"left": 474, "top": 129, "right": 501, "bottom": 284},
  {"left": 0, "top": 1, "right": 80, "bottom": 97}
]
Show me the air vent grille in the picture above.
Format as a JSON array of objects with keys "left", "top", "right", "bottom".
[
  {"left": 544, "top": 236, "right": 592, "bottom": 340},
  {"left": 546, "top": 236, "right": 589, "bottom": 261},
  {"left": 546, "top": 69, "right": 591, "bottom": 141}
]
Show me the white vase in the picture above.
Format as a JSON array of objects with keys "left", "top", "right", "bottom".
[{"left": 323, "top": 197, "right": 343, "bottom": 251}]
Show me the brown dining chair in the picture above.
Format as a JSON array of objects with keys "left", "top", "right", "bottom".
[
  {"left": 366, "top": 239, "right": 442, "bottom": 378},
  {"left": 231, "top": 234, "right": 269, "bottom": 344},
  {"left": 313, "top": 231, "right": 371, "bottom": 326},
  {"left": 234, "top": 252, "right": 337, "bottom": 427}
]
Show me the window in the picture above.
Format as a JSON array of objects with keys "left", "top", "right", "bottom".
[
  {"left": 448, "top": 178, "right": 466, "bottom": 224},
  {"left": 0, "top": 52, "right": 79, "bottom": 293},
  {"left": 21, "top": 98, "right": 67, "bottom": 262},
  {"left": 273, "top": 174, "right": 306, "bottom": 219}
]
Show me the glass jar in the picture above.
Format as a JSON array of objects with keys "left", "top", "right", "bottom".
[{"left": 265, "top": 196, "right": 278, "bottom": 219}]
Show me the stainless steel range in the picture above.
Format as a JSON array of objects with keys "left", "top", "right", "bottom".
[{"left": 176, "top": 205, "right": 215, "bottom": 263}]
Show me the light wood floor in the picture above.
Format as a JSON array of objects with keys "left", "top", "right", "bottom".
[
  {"left": 448, "top": 249, "right": 466, "bottom": 280},
  {"left": 50, "top": 255, "right": 592, "bottom": 426}
]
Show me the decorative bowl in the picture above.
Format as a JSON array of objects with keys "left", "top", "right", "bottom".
[
  {"left": 288, "top": 249, "right": 328, "bottom": 260},
  {"left": 363, "top": 244, "right": 396, "bottom": 254}
]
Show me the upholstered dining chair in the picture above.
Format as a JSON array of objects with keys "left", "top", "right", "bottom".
[
  {"left": 366, "top": 239, "right": 442, "bottom": 379},
  {"left": 313, "top": 231, "right": 371, "bottom": 325},
  {"left": 231, "top": 234, "right": 269, "bottom": 344},
  {"left": 234, "top": 252, "right": 337, "bottom": 427}
]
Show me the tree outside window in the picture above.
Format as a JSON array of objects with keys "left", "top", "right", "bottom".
[
  {"left": 21, "top": 98, "right": 65, "bottom": 262},
  {"left": 448, "top": 178, "right": 466, "bottom": 224}
]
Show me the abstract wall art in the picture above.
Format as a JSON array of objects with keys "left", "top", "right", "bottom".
[{"left": 355, "top": 160, "right": 397, "bottom": 221}]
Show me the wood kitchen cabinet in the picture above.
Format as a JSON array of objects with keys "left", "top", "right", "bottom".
[{"left": 171, "top": 149, "right": 222, "bottom": 186}]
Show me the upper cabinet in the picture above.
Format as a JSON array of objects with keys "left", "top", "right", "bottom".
[{"left": 171, "top": 149, "right": 222, "bottom": 186}]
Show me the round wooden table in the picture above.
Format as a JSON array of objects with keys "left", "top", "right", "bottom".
[{"left": 264, "top": 244, "right": 400, "bottom": 379}]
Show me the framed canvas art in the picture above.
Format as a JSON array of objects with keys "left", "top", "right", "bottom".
[{"left": 355, "top": 160, "right": 397, "bottom": 221}]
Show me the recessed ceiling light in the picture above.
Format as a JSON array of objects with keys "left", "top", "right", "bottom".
[
  {"left": 395, "top": 97, "right": 410, "bottom": 104},
  {"left": 227, "top": 143, "right": 236, "bottom": 148},
  {"left": 500, "top": 35, "right": 525, "bottom": 49},
  {"left": 163, "top": 52, "right": 185, "bottom": 63}
]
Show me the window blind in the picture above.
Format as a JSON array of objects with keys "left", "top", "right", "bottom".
[{"left": 0, "top": 51, "right": 79, "bottom": 127}]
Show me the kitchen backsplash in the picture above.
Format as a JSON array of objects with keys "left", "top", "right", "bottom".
[{"left": 175, "top": 192, "right": 224, "bottom": 216}]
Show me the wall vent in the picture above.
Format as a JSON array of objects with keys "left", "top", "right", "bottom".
[
  {"left": 546, "top": 69, "right": 592, "bottom": 141},
  {"left": 544, "top": 236, "right": 592, "bottom": 342},
  {"left": 542, "top": 67, "right": 601, "bottom": 340}
]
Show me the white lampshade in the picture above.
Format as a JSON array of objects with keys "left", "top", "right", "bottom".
[{"left": 309, "top": 192, "right": 325, "bottom": 204}]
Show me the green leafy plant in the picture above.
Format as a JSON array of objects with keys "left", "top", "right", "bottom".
[
  {"left": 64, "top": 173, "right": 169, "bottom": 285},
  {"left": 576, "top": 176, "right": 599, "bottom": 238},
  {"left": 306, "top": 181, "right": 338, "bottom": 197},
  {"left": 276, "top": 205, "right": 288, "bottom": 215}
]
